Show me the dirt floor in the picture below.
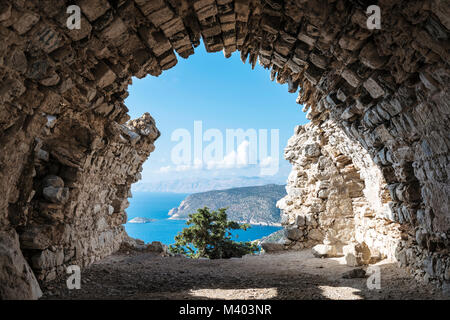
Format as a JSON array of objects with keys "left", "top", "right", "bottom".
[{"left": 41, "top": 249, "right": 448, "bottom": 300}]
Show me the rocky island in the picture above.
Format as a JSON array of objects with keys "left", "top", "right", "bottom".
[
  {"left": 128, "top": 217, "right": 155, "bottom": 224},
  {"left": 168, "top": 184, "right": 286, "bottom": 226}
]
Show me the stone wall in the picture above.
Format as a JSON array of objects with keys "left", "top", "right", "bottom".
[
  {"left": 278, "top": 114, "right": 449, "bottom": 290},
  {"left": 22, "top": 112, "right": 158, "bottom": 283},
  {"left": 277, "top": 119, "right": 401, "bottom": 260},
  {"left": 278, "top": 111, "right": 450, "bottom": 291},
  {"left": 1, "top": 110, "right": 159, "bottom": 298},
  {"left": 0, "top": 0, "right": 448, "bottom": 298}
]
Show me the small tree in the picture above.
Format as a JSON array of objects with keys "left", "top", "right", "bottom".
[{"left": 169, "top": 207, "right": 259, "bottom": 259}]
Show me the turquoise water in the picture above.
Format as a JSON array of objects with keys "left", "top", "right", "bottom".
[{"left": 124, "top": 192, "right": 282, "bottom": 246}]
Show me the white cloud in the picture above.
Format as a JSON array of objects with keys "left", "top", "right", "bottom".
[
  {"left": 156, "top": 141, "right": 253, "bottom": 174},
  {"left": 175, "top": 159, "right": 202, "bottom": 171},
  {"left": 159, "top": 165, "right": 172, "bottom": 173},
  {"left": 236, "top": 140, "right": 250, "bottom": 166},
  {"left": 206, "top": 140, "right": 250, "bottom": 169},
  {"left": 157, "top": 159, "right": 203, "bottom": 173},
  {"left": 174, "top": 165, "right": 190, "bottom": 172},
  {"left": 260, "top": 156, "right": 274, "bottom": 167}
]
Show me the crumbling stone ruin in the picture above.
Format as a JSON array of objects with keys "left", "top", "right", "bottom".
[
  {"left": 277, "top": 119, "right": 402, "bottom": 264},
  {"left": 0, "top": 0, "right": 448, "bottom": 299}
]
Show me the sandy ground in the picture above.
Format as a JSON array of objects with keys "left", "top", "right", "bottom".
[{"left": 41, "top": 249, "right": 448, "bottom": 300}]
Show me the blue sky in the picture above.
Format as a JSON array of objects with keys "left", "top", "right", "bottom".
[{"left": 125, "top": 43, "right": 308, "bottom": 187}]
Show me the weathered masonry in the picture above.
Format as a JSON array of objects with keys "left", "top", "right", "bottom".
[{"left": 0, "top": 0, "right": 448, "bottom": 299}]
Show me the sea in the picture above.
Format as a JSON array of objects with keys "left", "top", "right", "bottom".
[{"left": 124, "top": 192, "right": 282, "bottom": 246}]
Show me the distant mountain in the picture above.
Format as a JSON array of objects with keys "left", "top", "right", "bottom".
[
  {"left": 128, "top": 217, "right": 155, "bottom": 224},
  {"left": 168, "top": 184, "right": 286, "bottom": 226},
  {"left": 132, "top": 176, "right": 286, "bottom": 194}
]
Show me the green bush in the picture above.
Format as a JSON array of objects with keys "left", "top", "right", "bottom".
[{"left": 169, "top": 207, "right": 259, "bottom": 259}]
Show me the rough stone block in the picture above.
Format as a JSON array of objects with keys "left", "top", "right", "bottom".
[
  {"left": 0, "top": 230, "right": 42, "bottom": 300},
  {"left": 431, "top": 0, "right": 450, "bottom": 30},
  {"left": 160, "top": 17, "right": 185, "bottom": 38},
  {"left": 341, "top": 69, "right": 361, "bottom": 88},
  {"left": 31, "top": 249, "right": 57, "bottom": 270},
  {"left": 94, "top": 62, "right": 117, "bottom": 88},
  {"left": 100, "top": 18, "right": 129, "bottom": 45},
  {"left": 286, "top": 59, "right": 301, "bottom": 73},
  {"left": 304, "top": 64, "right": 323, "bottom": 85},
  {"left": 312, "top": 244, "right": 340, "bottom": 258},
  {"left": 0, "top": 3, "right": 12, "bottom": 22},
  {"left": 202, "top": 24, "right": 222, "bottom": 38},
  {"left": 363, "top": 77, "right": 385, "bottom": 99},
  {"left": 135, "top": 0, "right": 165, "bottom": 16},
  {"left": 338, "top": 34, "right": 363, "bottom": 51},
  {"left": 309, "top": 52, "right": 327, "bottom": 69},
  {"left": 147, "top": 6, "right": 174, "bottom": 27},
  {"left": 261, "top": 242, "right": 285, "bottom": 253},
  {"left": 78, "top": 0, "right": 110, "bottom": 22},
  {"left": 261, "top": 14, "right": 281, "bottom": 34},
  {"left": 193, "top": 0, "right": 216, "bottom": 11},
  {"left": 43, "top": 175, "right": 64, "bottom": 188},
  {"left": 139, "top": 27, "right": 172, "bottom": 56},
  {"left": 284, "top": 227, "right": 303, "bottom": 241},
  {"left": 196, "top": 4, "right": 218, "bottom": 21},
  {"left": 343, "top": 242, "right": 371, "bottom": 266},
  {"left": 297, "top": 32, "right": 316, "bottom": 47},
  {"left": 219, "top": 13, "right": 235, "bottom": 24},
  {"left": 342, "top": 268, "right": 367, "bottom": 279},
  {"left": 234, "top": 0, "right": 249, "bottom": 21},
  {"left": 65, "top": 15, "right": 92, "bottom": 41},
  {"left": 43, "top": 186, "right": 69, "bottom": 204},
  {"left": 13, "top": 12, "right": 40, "bottom": 35},
  {"left": 359, "top": 42, "right": 388, "bottom": 69}
]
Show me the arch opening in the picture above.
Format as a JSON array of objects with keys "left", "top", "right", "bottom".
[{"left": 122, "top": 43, "right": 302, "bottom": 245}]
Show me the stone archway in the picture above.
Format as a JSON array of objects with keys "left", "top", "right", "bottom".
[{"left": 0, "top": 0, "right": 448, "bottom": 299}]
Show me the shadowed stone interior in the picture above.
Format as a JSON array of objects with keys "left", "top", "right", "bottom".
[{"left": 0, "top": 0, "right": 448, "bottom": 299}]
